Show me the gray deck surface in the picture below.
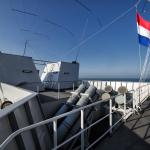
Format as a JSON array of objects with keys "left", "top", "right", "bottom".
[
  {"left": 96, "top": 98, "right": 150, "bottom": 150},
  {"left": 38, "top": 90, "right": 71, "bottom": 118},
  {"left": 39, "top": 90, "right": 71, "bottom": 102}
]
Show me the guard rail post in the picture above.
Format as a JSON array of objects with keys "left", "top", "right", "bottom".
[
  {"left": 58, "top": 82, "right": 60, "bottom": 100},
  {"left": 81, "top": 109, "right": 84, "bottom": 150},
  {"left": 109, "top": 98, "right": 112, "bottom": 134},
  {"left": 53, "top": 120, "right": 58, "bottom": 149},
  {"left": 124, "top": 94, "right": 127, "bottom": 121},
  {"left": 73, "top": 82, "right": 75, "bottom": 91}
]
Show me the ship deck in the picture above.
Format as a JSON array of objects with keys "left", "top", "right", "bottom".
[
  {"left": 38, "top": 90, "right": 71, "bottom": 118},
  {"left": 96, "top": 97, "right": 150, "bottom": 150},
  {"left": 39, "top": 90, "right": 71, "bottom": 102},
  {"left": 39, "top": 90, "right": 150, "bottom": 150}
]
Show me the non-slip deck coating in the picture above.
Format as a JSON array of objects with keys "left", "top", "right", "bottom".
[{"left": 96, "top": 98, "right": 150, "bottom": 150}]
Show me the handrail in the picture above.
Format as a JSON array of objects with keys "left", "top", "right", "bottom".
[
  {"left": 53, "top": 113, "right": 112, "bottom": 150},
  {"left": 86, "top": 116, "right": 124, "bottom": 150},
  {"left": 17, "top": 81, "right": 79, "bottom": 84},
  {"left": 53, "top": 106, "right": 121, "bottom": 150},
  {"left": 33, "top": 59, "right": 56, "bottom": 63},
  {"left": 0, "top": 93, "right": 123, "bottom": 150},
  {"left": 1, "top": 82, "right": 150, "bottom": 150},
  {"left": 135, "top": 83, "right": 150, "bottom": 91}
]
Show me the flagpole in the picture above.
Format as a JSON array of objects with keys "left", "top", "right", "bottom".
[
  {"left": 135, "top": 5, "right": 142, "bottom": 81},
  {"left": 138, "top": 39, "right": 142, "bottom": 78},
  {"left": 136, "top": 13, "right": 142, "bottom": 88},
  {"left": 136, "top": 9, "right": 150, "bottom": 82},
  {"left": 143, "top": 57, "right": 150, "bottom": 81},
  {"left": 139, "top": 46, "right": 150, "bottom": 82}
]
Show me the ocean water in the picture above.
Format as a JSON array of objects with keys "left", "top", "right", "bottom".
[{"left": 80, "top": 78, "right": 150, "bottom": 82}]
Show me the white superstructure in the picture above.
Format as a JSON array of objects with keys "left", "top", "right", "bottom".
[
  {"left": 41, "top": 61, "right": 79, "bottom": 89},
  {"left": 0, "top": 52, "right": 43, "bottom": 91}
]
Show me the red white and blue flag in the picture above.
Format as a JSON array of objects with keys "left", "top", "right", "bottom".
[{"left": 137, "top": 12, "right": 150, "bottom": 47}]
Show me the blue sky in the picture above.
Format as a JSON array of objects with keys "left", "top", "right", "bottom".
[{"left": 0, "top": 0, "right": 150, "bottom": 78}]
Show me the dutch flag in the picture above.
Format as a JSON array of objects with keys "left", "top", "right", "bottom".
[{"left": 137, "top": 12, "right": 150, "bottom": 47}]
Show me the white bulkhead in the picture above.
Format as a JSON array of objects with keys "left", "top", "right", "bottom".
[{"left": 41, "top": 61, "right": 79, "bottom": 89}]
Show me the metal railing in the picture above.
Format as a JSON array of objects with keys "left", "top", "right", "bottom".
[
  {"left": 0, "top": 93, "right": 127, "bottom": 150},
  {"left": 20, "top": 80, "right": 78, "bottom": 99},
  {"left": 134, "top": 83, "right": 150, "bottom": 109},
  {"left": 83, "top": 80, "right": 149, "bottom": 91},
  {"left": 43, "top": 81, "right": 78, "bottom": 99},
  {"left": 84, "top": 80, "right": 150, "bottom": 110},
  {"left": 0, "top": 82, "right": 150, "bottom": 150}
]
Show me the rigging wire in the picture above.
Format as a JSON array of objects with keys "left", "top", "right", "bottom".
[
  {"left": 137, "top": 0, "right": 150, "bottom": 82},
  {"left": 138, "top": 44, "right": 142, "bottom": 78},
  {"left": 20, "top": 28, "right": 50, "bottom": 40},
  {"left": 27, "top": 42, "right": 43, "bottom": 60},
  {"left": 139, "top": 46, "right": 150, "bottom": 82},
  {"left": 9, "top": 0, "right": 39, "bottom": 55},
  {"left": 74, "top": 0, "right": 102, "bottom": 27},
  {"left": 20, "top": 28, "right": 31, "bottom": 32},
  {"left": 75, "top": 17, "right": 89, "bottom": 61},
  {"left": 8, "top": 0, "right": 74, "bottom": 60},
  {"left": 141, "top": 0, "right": 150, "bottom": 13},
  {"left": 44, "top": 19, "right": 74, "bottom": 36},
  {"left": 12, "top": 10, "right": 74, "bottom": 36},
  {"left": 75, "top": 0, "right": 91, "bottom": 12},
  {"left": 23, "top": 40, "right": 28, "bottom": 56},
  {"left": 11, "top": 8, "right": 38, "bottom": 17},
  {"left": 10, "top": 0, "right": 74, "bottom": 40},
  {"left": 140, "top": 46, "right": 150, "bottom": 82},
  {"left": 32, "top": 32, "right": 50, "bottom": 40},
  {"left": 11, "top": 0, "right": 39, "bottom": 29},
  {"left": 20, "top": 30, "right": 50, "bottom": 54},
  {"left": 143, "top": 57, "right": 150, "bottom": 81},
  {"left": 59, "top": 0, "right": 141, "bottom": 60},
  {"left": 9, "top": 0, "right": 24, "bottom": 31},
  {"left": 136, "top": 5, "right": 142, "bottom": 80},
  {"left": 27, "top": 42, "right": 61, "bottom": 62}
]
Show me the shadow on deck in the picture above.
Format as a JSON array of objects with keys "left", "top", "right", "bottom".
[
  {"left": 96, "top": 98, "right": 150, "bottom": 150},
  {"left": 38, "top": 90, "right": 71, "bottom": 118}
]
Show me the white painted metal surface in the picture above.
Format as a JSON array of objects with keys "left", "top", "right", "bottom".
[
  {"left": 0, "top": 52, "right": 43, "bottom": 91},
  {"left": 86, "top": 80, "right": 150, "bottom": 110},
  {"left": 81, "top": 109, "right": 84, "bottom": 150},
  {"left": 41, "top": 61, "right": 79, "bottom": 89},
  {"left": 109, "top": 99, "right": 112, "bottom": 134},
  {"left": 53, "top": 120, "right": 57, "bottom": 148},
  {"left": 0, "top": 83, "right": 38, "bottom": 150},
  {"left": 0, "top": 83, "right": 37, "bottom": 119}
]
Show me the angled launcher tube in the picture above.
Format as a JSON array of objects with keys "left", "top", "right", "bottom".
[
  {"left": 105, "top": 85, "right": 118, "bottom": 96},
  {"left": 104, "top": 85, "right": 113, "bottom": 93},
  {"left": 57, "top": 85, "right": 97, "bottom": 143},
  {"left": 115, "top": 86, "right": 132, "bottom": 106},
  {"left": 62, "top": 92, "right": 101, "bottom": 148},
  {"left": 101, "top": 86, "right": 118, "bottom": 110},
  {"left": 55, "top": 84, "right": 86, "bottom": 116},
  {"left": 115, "top": 86, "right": 128, "bottom": 105}
]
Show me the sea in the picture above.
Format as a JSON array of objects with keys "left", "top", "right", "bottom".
[{"left": 80, "top": 78, "right": 150, "bottom": 82}]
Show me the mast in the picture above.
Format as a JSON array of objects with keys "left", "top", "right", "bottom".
[{"left": 23, "top": 40, "right": 28, "bottom": 56}]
